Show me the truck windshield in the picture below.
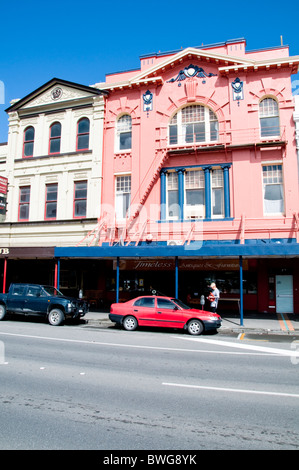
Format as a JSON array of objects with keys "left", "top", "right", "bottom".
[{"left": 42, "top": 286, "right": 64, "bottom": 297}]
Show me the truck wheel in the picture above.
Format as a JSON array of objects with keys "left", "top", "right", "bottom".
[
  {"left": 0, "top": 304, "right": 6, "bottom": 321},
  {"left": 48, "top": 308, "right": 64, "bottom": 326}
]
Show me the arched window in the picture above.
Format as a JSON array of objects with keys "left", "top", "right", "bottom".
[
  {"left": 116, "top": 114, "right": 132, "bottom": 151},
  {"left": 169, "top": 105, "right": 218, "bottom": 145},
  {"left": 49, "top": 122, "right": 61, "bottom": 154},
  {"left": 77, "top": 118, "right": 90, "bottom": 151},
  {"left": 259, "top": 98, "right": 280, "bottom": 137},
  {"left": 23, "top": 126, "right": 34, "bottom": 157}
]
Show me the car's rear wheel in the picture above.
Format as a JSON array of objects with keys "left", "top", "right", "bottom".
[
  {"left": 123, "top": 315, "right": 138, "bottom": 331},
  {"left": 187, "top": 319, "right": 204, "bottom": 335},
  {"left": 48, "top": 308, "right": 64, "bottom": 326},
  {"left": 0, "top": 304, "right": 6, "bottom": 321}
]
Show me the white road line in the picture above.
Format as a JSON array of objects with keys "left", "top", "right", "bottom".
[
  {"left": 162, "top": 382, "right": 299, "bottom": 399},
  {"left": 0, "top": 331, "right": 278, "bottom": 356},
  {"left": 176, "top": 336, "right": 299, "bottom": 358}
]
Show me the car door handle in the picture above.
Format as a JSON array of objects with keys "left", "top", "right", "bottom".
[
  {"left": 157, "top": 311, "right": 162, "bottom": 314},
  {"left": 134, "top": 309, "right": 139, "bottom": 312}
]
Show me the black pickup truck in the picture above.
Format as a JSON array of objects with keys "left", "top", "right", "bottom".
[{"left": 0, "top": 283, "right": 88, "bottom": 326}]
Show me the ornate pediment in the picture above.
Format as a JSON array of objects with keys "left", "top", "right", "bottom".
[
  {"left": 22, "top": 84, "right": 95, "bottom": 109},
  {"left": 6, "top": 78, "right": 106, "bottom": 113},
  {"left": 167, "top": 64, "right": 217, "bottom": 86}
]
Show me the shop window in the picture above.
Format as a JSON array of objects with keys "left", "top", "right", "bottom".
[
  {"left": 45, "top": 183, "right": 58, "bottom": 220},
  {"left": 18, "top": 186, "right": 30, "bottom": 221},
  {"left": 259, "top": 98, "right": 280, "bottom": 137},
  {"left": 262, "top": 165, "right": 284, "bottom": 215},
  {"left": 116, "top": 114, "right": 132, "bottom": 151},
  {"left": 23, "top": 126, "right": 34, "bottom": 158},
  {"left": 73, "top": 181, "right": 87, "bottom": 218},
  {"left": 49, "top": 122, "right": 61, "bottom": 154},
  {"left": 77, "top": 118, "right": 90, "bottom": 151},
  {"left": 115, "top": 175, "right": 131, "bottom": 220},
  {"left": 169, "top": 105, "right": 218, "bottom": 145}
]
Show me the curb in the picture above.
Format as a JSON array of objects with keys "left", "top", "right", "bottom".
[{"left": 83, "top": 318, "right": 299, "bottom": 337}]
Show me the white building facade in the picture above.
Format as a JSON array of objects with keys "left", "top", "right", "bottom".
[
  {"left": 0, "top": 78, "right": 107, "bottom": 292},
  {"left": 1, "top": 78, "right": 107, "bottom": 247}
]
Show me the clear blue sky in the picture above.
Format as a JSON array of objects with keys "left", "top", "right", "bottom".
[{"left": 0, "top": 0, "right": 298, "bottom": 143}]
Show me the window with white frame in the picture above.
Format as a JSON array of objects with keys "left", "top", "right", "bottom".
[
  {"left": 167, "top": 172, "right": 179, "bottom": 219},
  {"left": 163, "top": 165, "right": 230, "bottom": 221},
  {"left": 262, "top": 165, "right": 284, "bottom": 215},
  {"left": 116, "top": 115, "right": 132, "bottom": 151},
  {"left": 259, "top": 98, "right": 280, "bottom": 137},
  {"left": 185, "top": 170, "right": 205, "bottom": 219},
  {"left": 115, "top": 175, "right": 131, "bottom": 219},
  {"left": 169, "top": 105, "right": 218, "bottom": 145},
  {"left": 211, "top": 169, "right": 224, "bottom": 217}
]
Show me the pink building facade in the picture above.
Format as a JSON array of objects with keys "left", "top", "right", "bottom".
[
  {"left": 62, "top": 38, "right": 299, "bottom": 317},
  {"left": 2, "top": 38, "right": 299, "bottom": 318}
]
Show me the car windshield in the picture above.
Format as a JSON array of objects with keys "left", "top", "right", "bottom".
[
  {"left": 42, "top": 286, "right": 64, "bottom": 297},
  {"left": 172, "top": 298, "right": 192, "bottom": 310}
]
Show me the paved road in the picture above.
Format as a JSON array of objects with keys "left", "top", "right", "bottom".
[{"left": 0, "top": 319, "right": 298, "bottom": 450}]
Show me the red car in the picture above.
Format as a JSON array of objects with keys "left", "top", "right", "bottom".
[{"left": 109, "top": 295, "right": 221, "bottom": 335}]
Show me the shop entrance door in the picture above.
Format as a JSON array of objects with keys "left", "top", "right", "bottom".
[{"left": 276, "top": 275, "right": 293, "bottom": 313}]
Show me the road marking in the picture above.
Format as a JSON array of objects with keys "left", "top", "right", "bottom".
[
  {"left": 0, "top": 331, "right": 280, "bottom": 356},
  {"left": 162, "top": 382, "right": 299, "bottom": 399},
  {"left": 177, "top": 336, "right": 299, "bottom": 358},
  {"left": 277, "top": 313, "right": 288, "bottom": 331},
  {"left": 277, "top": 313, "right": 295, "bottom": 332}
]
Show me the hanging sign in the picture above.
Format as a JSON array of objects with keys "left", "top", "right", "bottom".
[{"left": 0, "top": 176, "right": 8, "bottom": 195}]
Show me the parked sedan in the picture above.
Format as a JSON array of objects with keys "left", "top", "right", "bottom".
[{"left": 109, "top": 295, "right": 221, "bottom": 335}]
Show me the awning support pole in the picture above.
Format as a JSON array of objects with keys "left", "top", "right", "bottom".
[
  {"left": 239, "top": 255, "right": 244, "bottom": 326},
  {"left": 54, "top": 258, "right": 60, "bottom": 290},
  {"left": 116, "top": 257, "right": 120, "bottom": 303},
  {"left": 2, "top": 258, "right": 7, "bottom": 294},
  {"left": 175, "top": 256, "right": 179, "bottom": 298}
]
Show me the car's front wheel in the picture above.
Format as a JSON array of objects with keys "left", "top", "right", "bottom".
[
  {"left": 123, "top": 315, "right": 138, "bottom": 331},
  {"left": 48, "top": 308, "right": 64, "bottom": 326},
  {"left": 187, "top": 319, "right": 204, "bottom": 335}
]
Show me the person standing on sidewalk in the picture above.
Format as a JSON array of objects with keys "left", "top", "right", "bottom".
[{"left": 207, "top": 282, "right": 220, "bottom": 313}]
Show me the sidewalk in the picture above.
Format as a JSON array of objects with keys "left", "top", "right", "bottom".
[{"left": 82, "top": 310, "right": 299, "bottom": 336}]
